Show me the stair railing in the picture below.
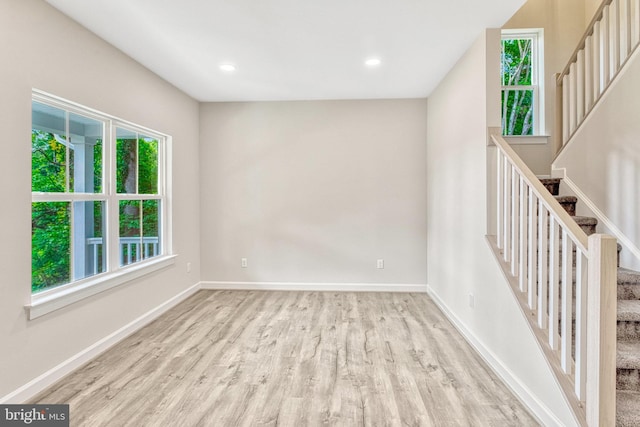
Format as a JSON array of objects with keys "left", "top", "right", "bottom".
[
  {"left": 556, "top": 0, "right": 640, "bottom": 152},
  {"left": 488, "top": 131, "right": 617, "bottom": 427}
]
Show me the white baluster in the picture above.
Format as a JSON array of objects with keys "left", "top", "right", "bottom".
[
  {"left": 503, "top": 160, "right": 511, "bottom": 263},
  {"left": 629, "top": 0, "right": 640, "bottom": 48},
  {"left": 561, "top": 229, "right": 574, "bottom": 373},
  {"left": 577, "top": 50, "right": 585, "bottom": 124},
  {"left": 611, "top": 0, "right": 621, "bottom": 71},
  {"left": 575, "top": 249, "right": 588, "bottom": 401},
  {"left": 497, "top": 150, "right": 503, "bottom": 250},
  {"left": 511, "top": 166, "right": 519, "bottom": 276},
  {"left": 602, "top": 7, "right": 611, "bottom": 89},
  {"left": 519, "top": 177, "right": 527, "bottom": 291},
  {"left": 623, "top": 0, "right": 632, "bottom": 57},
  {"left": 528, "top": 191, "right": 538, "bottom": 310},
  {"left": 538, "top": 203, "right": 548, "bottom": 329},
  {"left": 562, "top": 75, "right": 570, "bottom": 144},
  {"left": 569, "top": 63, "right": 577, "bottom": 136},
  {"left": 585, "top": 36, "right": 593, "bottom": 110},
  {"left": 548, "top": 217, "right": 560, "bottom": 350},
  {"left": 593, "top": 21, "right": 603, "bottom": 97}
]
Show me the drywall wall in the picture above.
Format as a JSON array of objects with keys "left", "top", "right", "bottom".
[
  {"left": 553, "top": 47, "right": 640, "bottom": 270},
  {"left": 199, "top": 99, "right": 427, "bottom": 286},
  {"left": 426, "top": 28, "right": 578, "bottom": 426},
  {"left": 503, "top": 0, "right": 587, "bottom": 173},
  {"left": 0, "top": 0, "right": 201, "bottom": 400}
]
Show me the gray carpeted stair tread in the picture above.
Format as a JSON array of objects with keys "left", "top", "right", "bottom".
[
  {"left": 619, "top": 268, "right": 640, "bottom": 286},
  {"left": 554, "top": 195, "right": 577, "bottom": 203},
  {"left": 618, "top": 342, "right": 640, "bottom": 370},
  {"left": 539, "top": 178, "right": 561, "bottom": 185},
  {"left": 573, "top": 216, "right": 598, "bottom": 226},
  {"left": 617, "top": 390, "right": 640, "bottom": 426},
  {"left": 536, "top": 176, "right": 640, "bottom": 422},
  {"left": 555, "top": 195, "right": 577, "bottom": 216},
  {"left": 618, "top": 300, "right": 640, "bottom": 322}
]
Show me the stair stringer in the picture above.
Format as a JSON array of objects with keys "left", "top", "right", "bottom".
[{"left": 484, "top": 235, "right": 586, "bottom": 427}]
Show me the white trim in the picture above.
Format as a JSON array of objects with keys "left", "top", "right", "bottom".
[
  {"left": 31, "top": 90, "right": 174, "bottom": 316},
  {"left": 503, "top": 135, "right": 550, "bottom": 145},
  {"left": 201, "top": 281, "right": 427, "bottom": 293},
  {"left": 27, "top": 255, "right": 177, "bottom": 320},
  {"left": 3, "top": 282, "right": 201, "bottom": 404},
  {"left": 33, "top": 90, "right": 169, "bottom": 138},
  {"left": 554, "top": 170, "right": 640, "bottom": 265},
  {"left": 426, "top": 285, "right": 567, "bottom": 427},
  {"left": 501, "top": 28, "right": 545, "bottom": 136}
]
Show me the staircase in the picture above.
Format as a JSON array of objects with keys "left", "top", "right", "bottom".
[{"left": 540, "top": 178, "right": 640, "bottom": 426}]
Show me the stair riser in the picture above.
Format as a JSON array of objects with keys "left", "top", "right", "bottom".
[
  {"left": 541, "top": 180, "right": 560, "bottom": 196},
  {"left": 617, "top": 369, "right": 640, "bottom": 392},
  {"left": 619, "top": 285, "right": 640, "bottom": 301},
  {"left": 558, "top": 201, "right": 576, "bottom": 216},
  {"left": 618, "top": 321, "right": 640, "bottom": 341}
]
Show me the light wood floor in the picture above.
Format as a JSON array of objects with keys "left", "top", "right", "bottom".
[{"left": 33, "top": 291, "right": 539, "bottom": 426}]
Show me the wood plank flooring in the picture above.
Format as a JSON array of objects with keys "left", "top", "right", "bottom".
[{"left": 32, "top": 291, "right": 539, "bottom": 426}]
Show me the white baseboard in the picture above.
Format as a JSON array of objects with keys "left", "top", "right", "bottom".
[
  {"left": 426, "top": 286, "right": 565, "bottom": 427},
  {"left": 0, "top": 282, "right": 201, "bottom": 404},
  {"left": 555, "top": 169, "right": 640, "bottom": 267},
  {"left": 201, "top": 281, "right": 427, "bottom": 293}
]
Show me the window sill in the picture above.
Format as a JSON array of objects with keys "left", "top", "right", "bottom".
[
  {"left": 503, "top": 135, "right": 550, "bottom": 145},
  {"left": 26, "top": 255, "right": 177, "bottom": 320}
]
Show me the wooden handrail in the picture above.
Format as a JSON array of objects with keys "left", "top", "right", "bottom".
[
  {"left": 489, "top": 129, "right": 618, "bottom": 426},
  {"left": 558, "top": 0, "right": 615, "bottom": 83},
  {"left": 490, "top": 133, "right": 589, "bottom": 252}
]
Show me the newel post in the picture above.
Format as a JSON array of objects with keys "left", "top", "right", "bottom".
[{"left": 586, "top": 234, "right": 617, "bottom": 426}]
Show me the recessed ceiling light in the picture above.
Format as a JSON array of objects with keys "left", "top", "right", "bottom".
[
  {"left": 220, "top": 64, "right": 236, "bottom": 72},
  {"left": 365, "top": 58, "right": 381, "bottom": 67}
]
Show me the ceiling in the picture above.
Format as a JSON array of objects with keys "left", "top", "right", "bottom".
[{"left": 45, "top": 0, "right": 524, "bottom": 102}]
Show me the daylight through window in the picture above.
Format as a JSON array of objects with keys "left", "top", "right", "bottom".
[
  {"left": 31, "top": 93, "right": 169, "bottom": 295},
  {"left": 501, "top": 29, "right": 544, "bottom": 136}
]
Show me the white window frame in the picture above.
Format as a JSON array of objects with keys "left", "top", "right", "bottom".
[
  {"left": 28, "top": 90, "right": 174, "bottom": 320},
  {"left": 501, "top": 28, "right": 545, "bottom": 136}
]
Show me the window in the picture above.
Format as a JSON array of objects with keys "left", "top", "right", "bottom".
[
  {"left": 501, "top": 29, "right": 544, "bottom": 136},
  {"left": 31, "top": 91, "right": 171, "bottom": 312}
]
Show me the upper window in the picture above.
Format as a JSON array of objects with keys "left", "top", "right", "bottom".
[
  {"left": 31, "top": 93, "right": 169, "bottom": 295},
  {"left": 501, "top": 29, "right": 544, "bottom": 136}
]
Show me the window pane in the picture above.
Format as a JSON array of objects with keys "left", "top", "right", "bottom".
[
  {"left": 74, "top": 201, "right": 106, "bottom": 281},
  {"left": 119, "top": 200, "right": 141, "bottom": 266},
  {"left": 32, "top": 102, "right": 67, "bottom": 192},
  {"left": 502, "top": 38, "right": 533, "bottom": 86},
  {"left": 117, "top": 128, "right": 137, "bottom": 194},
  {"left": 138, "top": 136, "right": 159, "bottom": 194},
  {"left": 143, "top": 200, "right": 160, "bottom": 259},
  {"left": 502, "top": 89, "right": 535, "bottom": 136},
  {"left": 32, "top": 202, "right": 70, "bottom": 292},
  {"left": 69, "top": 113, "right": 104, "bottom": 193}
]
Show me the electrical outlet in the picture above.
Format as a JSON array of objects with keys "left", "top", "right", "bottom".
[
  {"left": 241, "top": 258, "right": 248, "bottom": 268},
  {"left": 186, "top": 262, "right": 192, "bottom": 273},
  {"left": 377, "top": 259, "right": 384, "bottom": 269},
  {"left": 469, "top": 293, "right": 475, "bottom": 308}
]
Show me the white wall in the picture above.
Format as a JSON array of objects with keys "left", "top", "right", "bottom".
[
  {"left": 426, "top": 28, "right": 578, "bottom": 426},
  {"left": 585, "top": 0, "right": 603, "bottom": 25},
  {"left": 503, "top": 0, "right": 587, "bottom": 174},
  {"left": 553, "top": 47, "right": 640, "bottom": 270},
  {"left": 199, "top": 99, "right": 427, "bottom": 286},
  {"left": 0, "top": 0, "right": 201, "bottom": 400}
]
